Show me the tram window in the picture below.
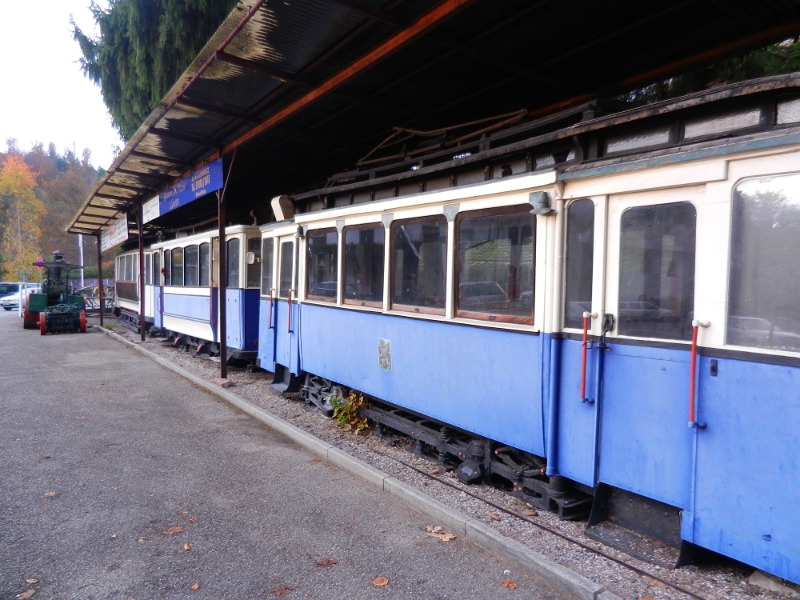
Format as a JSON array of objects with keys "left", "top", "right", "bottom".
[
  {"left": 391, "top": 216, "right": 446, "bottom": 313},
  {"left": 605, "top": 126, "right": 670, "bottom": 154},
  {"left": 344, "top": 225, "right": 384, "bottom": 307},
  {"left": 279, "top": 240, "right": 294, "bottom": 298},
  {"left": 153, "top": 252, "right": 161, "bottom": 286},
  {"left": 227, "top": 238, "right": 240, "bottom": 288},
  {"left": 564, "top": 200, "right": 595, "bottom": 329},
  {"left": 145, "top": 254, "right": 152, "bottom": 285},
  {"left": 728, "top": 173, "right": 800, "bottom": 352},
  {"left": 306, "top": 229, "right": 338, "bottom": 302},
  {"left": 261, "top": 238, "right": 274, "bottom": 295},
  {"left": 172, "top": 247, "right": 184, "bottom": 287},
  {"left": 185, "top": 245, "right": 199, "bottom": 286},
  {"left": 199, "top": 243, "right": 210, "bottom": 287},
  {"left": 618, "top": 202, "right": 696, "bottom": 340},
  {"left": 684, "top": 108, "right": 761, "bottom": 139},
  {"left": 124, "top": 254, "right": 133, "bottom": 282},
  {"left": 163, "top": 250, "right": 171, "bottom": 285},
  {"left": 246, "top": 238, "right": 261, "bottom": 289},
  {"left": 456, "top": 205, "right": 534, "bottom": 323}
]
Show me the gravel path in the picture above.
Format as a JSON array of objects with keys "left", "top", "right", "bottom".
[{"left": 107, "top": 323, "right": 798, "bottom": 600}]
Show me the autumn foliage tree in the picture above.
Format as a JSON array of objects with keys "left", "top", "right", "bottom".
[{"left": 0, "top": 156, "right": 46, "bottom": 281}]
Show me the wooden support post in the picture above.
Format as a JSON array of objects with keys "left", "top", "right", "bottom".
[
  {"left": 217, "top": 189, "right": 227, "bottom": 380},
  {"left": 96, "top": 234, "right": 104, "bottom": 328},
  {"left": 138, "top": 204, "right": 146, "bottom": 341}
]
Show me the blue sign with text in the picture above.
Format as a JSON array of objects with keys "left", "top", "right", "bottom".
[{"left": 158, "top": 158, "right": 223, "bottom": 216}]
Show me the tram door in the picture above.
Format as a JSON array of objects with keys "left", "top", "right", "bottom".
[
  {"left": 594, "top": 191, "right": 699, "bottom": 525},
  {"left": 272, "top": 234, "right": 301, "bottom": 387},
  {"left": 152, "top": 251, "right": 164, "bottom": 329},
  {"left": 258, "top": 236, "right": 278, "bottom": 372}
]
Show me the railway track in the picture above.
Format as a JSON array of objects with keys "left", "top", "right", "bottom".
[{"left": 372, "top": 445, "right": 709, "bottom": 600}]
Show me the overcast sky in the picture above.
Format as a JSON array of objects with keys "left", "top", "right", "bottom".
[{"left": 0, "top": 0, "right": 121, "bottom": 170}]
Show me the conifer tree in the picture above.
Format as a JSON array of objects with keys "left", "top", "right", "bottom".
[{"left": 73, "top": 0, "right": 237, "bottom": 141}]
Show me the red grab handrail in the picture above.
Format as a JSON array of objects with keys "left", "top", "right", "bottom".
[
  {"left": 581, "top": 313, "right": 590, "bottom": 401},
  {"left": 268, "top": 289, "right": 274, "bottom": 329},
  {"left": 689, "top": 319, "right": 709, "bottom": 428},
  {"left": 287, "top": 289, "right": 293, "bottom": 332}
]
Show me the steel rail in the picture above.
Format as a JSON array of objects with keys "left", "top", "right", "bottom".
[{"left": 371, "top": 446, "right": 709, "bottom": 600}]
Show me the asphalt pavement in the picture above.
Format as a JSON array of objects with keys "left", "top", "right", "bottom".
[{"left": 0, "top": 309, "right": 563, "bottom": 600}]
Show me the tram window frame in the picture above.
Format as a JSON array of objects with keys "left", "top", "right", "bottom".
[
  {"left": 199, "top": 243, "right": 210, "bottom": 287},
  {"left": 305, "top": 228, "right": 338, "bottom": 303},
  {"left": 454, "top": 205, "right": 536, "bottom": 325},
  {"left": 343, "top": 224, "right": 385, "bottom": 309},
  {"left": 153, "top": 251, "right": 161, "bottom": 286},
  {"left": 171, "top": 247, "right": 184, "bottom": 287},
  {"left": 246, "top": 237, "right": 261, "bottom": 289},
  {"left": 390, "top": 215, "right": 448, "bottom": 315},
  {"left": 278, "top": 240, "right": 295, "bottom": 299},
  {"left": 563, "top": 199, "right": 595, "bottom": 329},
  {"left": 227, "top": 238, "right": 240, "bottom": 288},
  {"left": 163, "top": 250, "right": 172, "bottom": 286},
  {"left": 727, "top": 172, "right": 800, "bottom": 353},
  {"left": 145, "top": 253, "right": 152, "bottom": 285},
  {"left": 184, "top": 245, "right": 199, "bottom": 286},
  {"left": 261, "top": 238, "right": 274, "bottom": 296},
  {"left": 617, "top": 201, "right": 696, "bottom": 341}
]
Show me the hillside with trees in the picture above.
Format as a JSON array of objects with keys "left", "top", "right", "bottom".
[{"left": 0, "top": 140, "right": 105, "bottom": 282}]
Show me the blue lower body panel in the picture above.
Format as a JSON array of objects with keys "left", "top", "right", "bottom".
[
  {"left": 689, "top": 355, "right": 800, "bottom": 585},
  {"left": 599, "top": 343, "right": 693, "bottom": 510},
  {"left": 225, "top": 289, "right": 259, "bottom": 351},
  {"left": 298, "top": 304, "right": 546, "bottom": 456}
]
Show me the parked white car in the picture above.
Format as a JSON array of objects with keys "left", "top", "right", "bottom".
[{"left": 0, "top": 282, "right": 40, "bottom": 310}]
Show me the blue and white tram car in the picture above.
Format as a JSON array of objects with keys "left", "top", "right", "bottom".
[
  {"left": 257, "top": 75, "right": 800, "bottom": 585},
  {"left": 148, "top": 225, "right": 262, "bottom": 362},
  {"left": 115, "top": 248, "right": 157, "bottom": 332}
]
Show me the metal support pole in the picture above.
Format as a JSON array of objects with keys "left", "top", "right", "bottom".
[
  {"left": 217, "top": 189, "right": 227, "bottom": 379},
  {"left": 138, "top": 205, "right": 146, "bottom": 341},
  {"left": 96, "top": 234, "right": 104, "bottom": 327}
]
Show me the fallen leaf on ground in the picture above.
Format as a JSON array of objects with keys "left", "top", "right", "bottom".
[
  {"left": 638, "top": 597, "right": 656, "bottom": 600},
  {"left": 488, "top": 513, "right": 501, "bottom": 521},
  {"left": 137, "top": 537, "right": 148, "bottom": 542},
  {"left": 16, "top": 591, "right": 36, "bottom": 599},
  {"left": 42, "top": 492, "right": 56, "bottom": 498},
  {"left": 162, "top": 526, "right": 183, "bottom": 535},
  {"left": 25, "top": 579, "right": 38, "bottom": 584},
  {"left": 311, "top": 458, "right": 322, "bottom": 463},
  {"left": 188, "top": 519, "right": 195, "bottom": 524},
  {"left": 372, "top": 577, "right": 389, "bottom": 587},
  {"left": 272, "top": 585, "right": 293, "bottom": 596},
  {"left": 111, "top": 534, "right": 117, "bottom": 539},
  {"left": 190, "top": 582, "right": 200, "bottom": 591},
  {"left": 524, "top": 511, "right": 537, "bottom": 517},
  {"left": 184, "top": 543, "right": 191, "bottom": 551},
  {"left": 316, "top": 558, "right": 337, "bottom": 568},
  {"left": 425, "top": 525, "right": 455, "bottom": 542},
  {"left": 501, "top": 579, "right": 517, "bottom": 589}
]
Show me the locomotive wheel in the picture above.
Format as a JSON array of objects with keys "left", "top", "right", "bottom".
[
  {"left": 39, "top": 312, "right": 47, "bottom": 335},
  {"left": 79, "top": 310, "right": 87, "bottom": 333}
]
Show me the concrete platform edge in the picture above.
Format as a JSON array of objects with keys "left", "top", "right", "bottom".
[{"left": 96, "top": 326, "right": 620, "bottom": 600}]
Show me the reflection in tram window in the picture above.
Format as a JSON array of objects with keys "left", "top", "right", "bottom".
[
  {"left": 456, "top": 206, "right": 534, "bottom": 323},
  {"left": 306, "top": 229, "right": 338, "bottom": 302},
  {"left": 564, "top": 199, "right": 594, "bottom": 329},
  {"left": 145, "top": 253, "right": 152, "bottom": 285},
  {"left": 247, "top": 238, "right": 261, "bottom": 289},
  {"left": 185, "top": 245, "right": 199, "bottom": 286},
  {"left": 391, "top": 217, "right": 446, "bottom": 313},
  {"left": 344, "top": 225, "right": 384, "bottom": 306},
  {"left": 227, "top": 238, "right": 240, "bottom": 288},
  {"left": 618, "top": 202, "right": 696, "bottom": 340},
  {"left": 153, "top": 252, "right": 161, "bottom": 286},
  {"left": 199, "top": 243, "right": 210, "bottom": 287},
  {"left": 163, "top": 250, "right": 172, "bottom": 285},
  {"left": 261, "top": 238, "right": 274, "bottom": 295},
  {"left": 728, "top": 173, "right": 800, "bottom": 351},
  {"left": 172, "top": 247, "right": 184, "bottom": 287},
  {"left": 279, "top": 240, "right": 294, "bottom": 298}
]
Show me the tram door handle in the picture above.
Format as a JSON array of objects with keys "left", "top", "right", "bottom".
[
  {"left": 268, "top": 288, "right": 276, "bottom": 329},
  {"left": 580, "top": 312, "right": 598, "bottom": 403},
  {"left": 287, "top": 289, "right": 294, "bottom": 333}
]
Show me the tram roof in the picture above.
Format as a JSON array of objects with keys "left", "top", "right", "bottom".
[{"left": 68, "top": 0, "right": 800, "bottom": 237}]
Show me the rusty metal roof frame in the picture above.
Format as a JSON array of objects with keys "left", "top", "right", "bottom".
[{"left": 68, "top": 0, "right": 800, "bottom": 237}]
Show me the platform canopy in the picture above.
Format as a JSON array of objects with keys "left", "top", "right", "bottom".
[{"left": 68, "top": 0, "right": 800, "bottom": 236}]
